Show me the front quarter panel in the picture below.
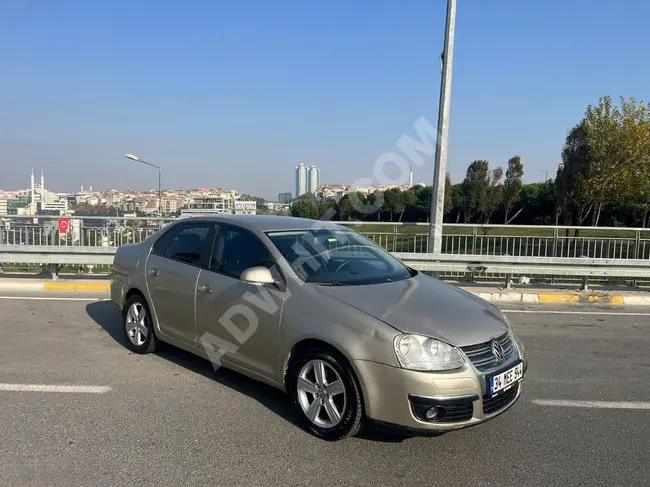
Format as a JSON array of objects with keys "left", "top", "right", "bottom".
[{"left": 277, "top": 280, "right": 401, "bottom": 381}]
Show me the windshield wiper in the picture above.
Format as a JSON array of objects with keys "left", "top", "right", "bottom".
[{"left": 315, "top": 281, "right": 347, "bottom": 286}]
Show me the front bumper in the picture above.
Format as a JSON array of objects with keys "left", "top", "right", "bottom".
[{"left": 353, "top": 358, "right": 525, "bottom": 433}]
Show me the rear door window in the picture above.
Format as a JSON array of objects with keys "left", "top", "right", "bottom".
[{"left": 152, "top": 223, "right": 213, "bottom": 266}]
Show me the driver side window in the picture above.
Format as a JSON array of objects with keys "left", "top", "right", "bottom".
[{"left": 210, "top": 225, "right": 276, "bottom": 279}]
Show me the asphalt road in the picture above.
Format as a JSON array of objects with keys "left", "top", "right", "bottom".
[{"left": 0, "top": 293, "right": 649, "bottom": 486}]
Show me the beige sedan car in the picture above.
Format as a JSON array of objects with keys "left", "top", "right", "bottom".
[{"left": 110, "top": 215, "right": 526, "bottom": 440}]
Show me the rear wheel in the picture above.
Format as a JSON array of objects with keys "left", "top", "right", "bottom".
[
  {"left": 288, "top": 348, "right": 364, "bottom": 441},
  {"left": 122, "top": 295, "right": 158, "bottom": 354}
]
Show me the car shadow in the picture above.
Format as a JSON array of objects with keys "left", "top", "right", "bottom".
[{"left": 86, "top": 300, "right": 412, "bottom": 443}]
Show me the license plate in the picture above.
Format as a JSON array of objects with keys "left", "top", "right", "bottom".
[{"left": 489, "top": 362, "right": 523, "bottom": 396}]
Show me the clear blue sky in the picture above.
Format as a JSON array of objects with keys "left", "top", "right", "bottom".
[{"left": 1, "top": 0, "right": 649, "bottom": 199}]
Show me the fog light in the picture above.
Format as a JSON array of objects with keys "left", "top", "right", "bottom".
[{"left": 426, "top": 406, "right": 445, "bottom": 420}]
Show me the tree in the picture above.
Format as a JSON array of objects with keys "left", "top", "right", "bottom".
[
  {"left": 503, "top": 155, "right": 524, "bottom": 223},
  {"left": 383, "top": 188, "right": 405, "bottom": 222},
  {"left": 450, "top": 183, "right": 464, "bottom": 222},
  {"left": 584, "top": 96, "right": 650, "bottom": 226},
  {"left": 336, "top": 195, "right": 353, "bottom": 221},
  {"left": 296, "top": 193, "right": 317, "bottom": 203},
  {"left": 318, "top": 199, "right": 336, "bottom": 219},
  {"left": 482, "top": 166, "right": 503, "bottom": 224},
  {"left": 557, "top": 121, "right": 595, "bottom": 226},
  {"left": 461, "top": 160, "right": 489, "bottom": 222},
  {"left": 290, "top": 200, "right": 319, "bottom": 219}
]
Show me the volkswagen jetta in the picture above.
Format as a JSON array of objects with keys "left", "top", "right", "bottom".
[{"left": 110, "top": 215, "right": 526, "bottom": 440}]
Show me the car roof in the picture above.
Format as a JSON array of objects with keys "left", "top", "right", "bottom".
[{"left": 177, "top": 215, "right": 347, "bottom": 233}]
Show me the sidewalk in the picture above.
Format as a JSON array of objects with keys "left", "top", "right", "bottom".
[{"left": 1, "top": 278, "right": 649, "bottom": 305}]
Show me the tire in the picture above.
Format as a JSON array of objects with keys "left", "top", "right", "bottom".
[
  {"left": 122, "top": 295, "right": 159, "bottom": 354},
  {"left": 288, "top": 347, "right": 364, "bottom": 441}
]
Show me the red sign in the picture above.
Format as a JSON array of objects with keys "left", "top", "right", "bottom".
[{"left": 58, "top": 218, "right": 70, "bottom": 234}]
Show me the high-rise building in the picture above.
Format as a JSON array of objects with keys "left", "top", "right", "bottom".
[
  {"left": 295, "top": 164, "right": 308, "bottom": 197},
  {"left": 278, "top": 192, "right": 292, "bottom": 203},
  {"left": 308, "top": 165, "right": 320, "bottom": 194}
]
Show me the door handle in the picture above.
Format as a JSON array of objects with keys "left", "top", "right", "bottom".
[
  {"left": 148, "top": 269, "right": 159, "bottom": 277},
  {"left": 198, "top": 285, "right": 213, "bottom": 293}
]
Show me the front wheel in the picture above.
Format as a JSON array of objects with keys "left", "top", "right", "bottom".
[{"left": 288, "top": 348, "right": 364, "bottom": 441}]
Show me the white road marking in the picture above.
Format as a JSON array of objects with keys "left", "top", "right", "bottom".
[
  {"left": 502, "top": 309, "right": 650, "bottom": 316},
  {"left": 0, "top": 384, "right": 111, "bottom": 393},
  {"left": 0, "top": 296, "right": 107, "bottom": 302},
  {"left": 532, "top": 399, "right": 650, "bottom": 410}
]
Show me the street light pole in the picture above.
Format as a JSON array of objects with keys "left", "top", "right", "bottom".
[
  {"left": 124, "top": 153, "right": 163, "bottom": 228},
  {"left": 538, "top": 168, "right": 549, "bottom": 182},
  {"left": 428, "top": 0, "right": 457, "bottom": 255}
]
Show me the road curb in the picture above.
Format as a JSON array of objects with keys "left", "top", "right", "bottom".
[
  {"left": 466, "top": 290, "right": 632, "bottom": 306},
  {"left": 0, "top": 281, "right": 110, "bottom": 292}
]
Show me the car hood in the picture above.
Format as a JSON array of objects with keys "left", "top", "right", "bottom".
[{"left": 314, "top": 274, "right": 509, "bottom": 347}]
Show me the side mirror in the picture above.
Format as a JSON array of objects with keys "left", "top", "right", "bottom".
[{"left": 240, "top": 266, "right": 275, "bottom": 286}]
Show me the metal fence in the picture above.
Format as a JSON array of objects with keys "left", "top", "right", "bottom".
[
  {"left": 3, "top": 215, "right": 650, "bottom": 260},
  {"left": 0, "top": 215, "right": 176, "bottom": 248},
  {"left": 336, "top": 222, "right": 650, "bottom": 260}
]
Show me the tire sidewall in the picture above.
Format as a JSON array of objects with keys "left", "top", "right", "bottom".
[
  {"left": 122, "top": 296, "right": 156, "bottom": 353},
  {"left": 289, "top": 349, "right": 363, "bottom": 441}
]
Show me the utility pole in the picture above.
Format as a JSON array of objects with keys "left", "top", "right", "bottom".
[{"left": 428, "top": 0, "right": 457, "bottom": 255}]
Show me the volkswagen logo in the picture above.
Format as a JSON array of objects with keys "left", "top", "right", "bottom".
[{"left": 491, "top": 340, "right": 505, "bottom": 363}]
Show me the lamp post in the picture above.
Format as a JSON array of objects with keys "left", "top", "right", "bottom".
[
  {"left": 124, "top": 153, "right": 162, "bottom": 228},
  {"left": 428, "top": 0, "right": 457, "bottom": 256},
  {"left": 538, "top": 168, "right": 549, "bottom": 182}
]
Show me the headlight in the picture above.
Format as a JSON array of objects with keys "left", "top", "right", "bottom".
[{"left": 393, "top": 334, "right": 465, "bottom": 371}]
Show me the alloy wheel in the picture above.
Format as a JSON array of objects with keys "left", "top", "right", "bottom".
[{"left": 296, "top": 359, "right": 347, "bottom": 428}]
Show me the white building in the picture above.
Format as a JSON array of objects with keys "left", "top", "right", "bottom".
[
  {"left": 180, "top": 192, "right": 237, "bottom": 217},
  {"left": 264, "top": 201, "right": 290, "bottom": 212},
  {"left": 295, "top": 164, "right": 308, "bottom": 197},
  {"left": 308, "top": 165, "right": 320, "bottom": 194},
  {"left": 234, "top": 200, "right": 257, "bottom": 215}
]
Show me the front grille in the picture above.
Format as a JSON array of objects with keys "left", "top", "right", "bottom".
[
  {"left": 482, "top": 383, "right": 520, "bottom": 415},
  {"left": 461, "top": 333, "right": 516, "bottom": 371}
]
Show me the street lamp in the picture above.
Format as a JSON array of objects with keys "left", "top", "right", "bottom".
[
  {"left": 428, "top": 0, "right": 457, "bottom": 256},
  {"left": 538, "top": 168, "right": 549, "bottom": 182},
  {"left": 124, "top": 153, "right": 162, "bottom": 228}
]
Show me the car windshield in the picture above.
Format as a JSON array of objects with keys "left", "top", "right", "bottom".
[{"left": 267, "top": 229, "right": 413, "bottom": 286}]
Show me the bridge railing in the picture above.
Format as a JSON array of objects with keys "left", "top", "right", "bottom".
[
  {"left": 1, "top": 243, "right": 649, "bottom": 289},
  {"left": 3, "top": 215, "right": 650, "bottom": 260}
]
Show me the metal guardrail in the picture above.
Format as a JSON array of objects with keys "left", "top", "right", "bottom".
[
  {"left": 393, "top": 253, "right": 650, "bottom": 290},
  {"left": 3, "top": 215, "right": 650, "bottom": 260},
  {"left": 1, "top": 244, "right": 649, "bottom": 289},
  {"left": 0, "top": 245, "right": 116, "bottom": 265}
]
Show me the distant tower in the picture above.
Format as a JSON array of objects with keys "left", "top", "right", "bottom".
[
  {"left": 30, "top": 168, "right": 36, "bottom": 215},
  {"left": 308, "top": 165, "right": 320, "bottom": 194},
  {"left": 40, "top": 169, "right": 45, "bottom": 205},
  {"left": 81, "top": 185, "right": 84, "bottom": 192},
  {"left": 295, "top": 164, "right": 308, "bottom": 197},
  {"left": 409, "top": 166, "right": 413, "bottom": 187}
]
